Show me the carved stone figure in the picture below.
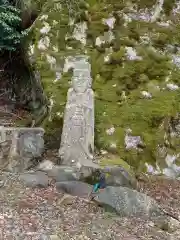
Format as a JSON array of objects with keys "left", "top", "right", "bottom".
[{"left": 59, "top": 57, "right": 95, "bottom": 167}]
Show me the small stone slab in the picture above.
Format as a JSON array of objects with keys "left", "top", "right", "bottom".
[
  {"left": 19, "top": 171, "right": 49, "bottom": 188},
  {"left": 56, "top": 181, "right": 92, "bottom": 197},
  {"left": 47, "top": 166, "right": 78, "bottom": 182}
]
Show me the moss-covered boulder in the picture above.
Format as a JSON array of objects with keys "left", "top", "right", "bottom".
[{"left": 26, "top": 0, "right": 180, "bottom": 175}]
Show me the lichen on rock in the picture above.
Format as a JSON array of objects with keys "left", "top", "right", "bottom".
[{"left": 25, "top": 0, "right": 180, "bottom": 176}]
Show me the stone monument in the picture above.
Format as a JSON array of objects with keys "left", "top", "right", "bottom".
[
  {"left": 0, "top": 126, "right": 44, "bottom": 172},
  {"left": 59, "top": 56, "right": 95, "bottom": 168}
]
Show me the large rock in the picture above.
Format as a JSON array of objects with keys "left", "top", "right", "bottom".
[
  {"left": 0, "top": 126, "right": 44, "bottom": 172},
  {"left": 94, "top": 186, "right": 165, "bottom": 219},
  {"left": 26, "top": 0, "right": 180, "bottom": 175}
]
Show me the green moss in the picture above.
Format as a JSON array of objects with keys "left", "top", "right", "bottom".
[
  {"left": 163, "top": 0, "right": 176, "bottom": 15},
  {"left": 94, "top": 88, "right": 180, "bottom": 169},
  {"left": 131, "top": 0, "right": 157, "bottom": 9},
  {"left": 100, "top": 156, "right": 134, "bottom": 174},
  {"left": 42, "top": 115, "right": 63, "bottom": 148}
]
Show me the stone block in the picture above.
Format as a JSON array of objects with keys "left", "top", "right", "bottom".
[{"left": 0, "top": 126, "right": 44, "bottom": 172}]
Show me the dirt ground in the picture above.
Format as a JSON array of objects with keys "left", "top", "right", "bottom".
[{"left": 0, "top": 172, "right": 179, "bottom": 239}]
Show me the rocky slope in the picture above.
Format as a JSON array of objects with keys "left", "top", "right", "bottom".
[{"left": 25, "top": 0, "right": 180, "bottom": 176}]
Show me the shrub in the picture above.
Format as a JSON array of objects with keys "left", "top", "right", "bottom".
[{"left": 0, "top": 0, "right": 26, "bottom": 51}]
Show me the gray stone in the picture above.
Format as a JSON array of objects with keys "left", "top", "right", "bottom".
[
  {"left": 102, "top": 166, "right": 137, "bottom": 189},
  {"left": 37, "top": 161, "right": 82, "bottom": 182},
  {"left": 46, "top": 166, "right": 78, "bottom": 182},
  {"left": 0, "top": 126, "right": 44, "bottom": 172},
  {"left": 19, "top": 171, "right": 49, "bottom": 188},
  {"left": 59, "top": 56, "right": 96, "bottom": 168},
  {"left": 56, "top": 181, "right": 92, "bottom": 197},
  {"left": 78, "top": 165, "right": 137, "bottom": 189},
  {"left": 18, "top": 130, "right": 44, "bottom": 158},
  {"left": 78, "top": 165, "right": 101, "bottom": 181},
  {"left": 94, "top": 186, "right": 164, "bottom": 220},
  {"left": 125, "top": 128, "right": 144, "bottom": 150},
  {"left": 37, "top": 161, "right": 100, "bottom": 183},
  {"left": 37, "top": 161, "right": 137, "bottom": 189}
]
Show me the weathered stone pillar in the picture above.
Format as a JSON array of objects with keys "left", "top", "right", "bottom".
[{"left": 59, "top": 56, "right": 96, "bottom": 168}]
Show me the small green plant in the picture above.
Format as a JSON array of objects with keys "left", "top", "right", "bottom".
[{"left": 0, "top": 0, "right": 27, "bottom": 51}]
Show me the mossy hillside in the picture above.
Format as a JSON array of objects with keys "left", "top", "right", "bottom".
[
  {"left": 27, "top": 1, "right": 79, "bottom": 140},
  {"left": 27, "top": 0, "right": 180, "bottom": 171}
]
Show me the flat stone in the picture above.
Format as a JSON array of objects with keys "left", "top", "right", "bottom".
[
  {"left": 56, "top": 181, "right": 92, "bottom": 197},
  {"left": 46, "top": 166, "right": 78, "bottom": 182},
  {"left": 94, "top": 186, "right": 165, "bottom": 220},
  {"left": 37, "top": 161, "right": 81, "bottom": 182},
  {"left": 19, "top": 171, "right": 49, "bottom": 188}
]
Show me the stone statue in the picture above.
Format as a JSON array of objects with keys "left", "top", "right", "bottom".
[{"left": 59, "top": 57, "right": 95, "bottom": 168}]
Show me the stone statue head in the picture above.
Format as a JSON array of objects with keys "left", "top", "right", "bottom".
[{"left": 72, "top": 59, "right": 92, "bottom": 93}]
